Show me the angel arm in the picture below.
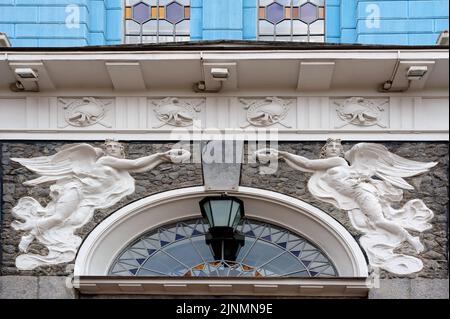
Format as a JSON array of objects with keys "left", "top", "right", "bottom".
[
  {"left": 97, "top": 149, "right": 191, "bottom": 173},
  {"left": 280, "top": 151, "right": 348, "bottom": 172},
  {"left": 255, "top": 148, "right": 347, "bottom": 172}
]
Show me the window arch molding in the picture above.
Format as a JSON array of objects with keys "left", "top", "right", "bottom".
[{"left": 74, "top": 186, "right": 368, "bottom": 279}]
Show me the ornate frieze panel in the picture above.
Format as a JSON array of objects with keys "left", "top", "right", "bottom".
[
  {"left": 239, "top": 96, "right": 294, "bottom": 128},
  {"left": 0, "top": 95, "right": 447, "bottom": 140},
  {"left": 333, "top": 97, "right": 388, "bottom": 128},
  {"left": 150, "top": 97, "right": 204, "bottom": 128},
  {"left": 58, "top": 97, "right": 114, "bottom": 128}
]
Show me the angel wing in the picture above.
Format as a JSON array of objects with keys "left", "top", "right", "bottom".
[
  {"left": 11, "top": 143, "right": 103, "bottom": 186},
  {"left": 345, "top": 143, "right": 437, "bottom": 190}
]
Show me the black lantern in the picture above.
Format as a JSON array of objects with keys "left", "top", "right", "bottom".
[{"left": 199, "top": 196, "right": 245, "bottom": 261}]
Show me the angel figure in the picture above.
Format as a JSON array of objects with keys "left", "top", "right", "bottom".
[
  {"left": 255, "top": 139, "right": 437, "bottom": 275},
  {"left": 11, "top": 140, "right": 191, "bottom": 270}
]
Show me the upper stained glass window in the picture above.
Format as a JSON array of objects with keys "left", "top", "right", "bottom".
[
  {"left": 257, "top": 0, "right": 325, "bottom": 42},
  {"left": 124, "top": 0, "right": 190, "bottom": 44},
  {"left": 109, "top": 218, "right": 337, "bottom": 277}
]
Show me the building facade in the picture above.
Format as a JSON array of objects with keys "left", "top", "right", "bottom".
[
  {"left": 0, "top": 0, "right": 448, "bottom": 47},
  {"left": 0, "top": 42, "right": 448, "bottom": 299},
  {"left": 0, "top": 0, "right": 449, "bottom": 301}
]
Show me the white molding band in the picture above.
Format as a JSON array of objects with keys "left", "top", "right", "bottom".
[
  {"left": 74, "top": 277, "right": 371, "bottom": 297},
  {"left": 0, "top": 95, "right": 448, "bottom": 141},
  {"left": 0, "top": 131, "right": 448, "bottom": 141},
  {"left": 74, "top": 186, "right": 368, "bottom": 287}
]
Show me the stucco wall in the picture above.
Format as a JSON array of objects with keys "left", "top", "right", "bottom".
[
  {"left": 327, "top": 0, "right": 449, "bottom": 44},
  {"left": 0, "top": 0, "right": 122, "bottom": 47}
]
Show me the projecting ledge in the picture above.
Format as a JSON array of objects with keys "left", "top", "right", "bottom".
[{"left": 73, "top": 277, "right": 370, "bottom": 297}]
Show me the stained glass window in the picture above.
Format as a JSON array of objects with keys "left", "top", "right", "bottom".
[
  {"left": 257, "top": 0, "right": 325, "bottom": 42},
  {"left": 124, "top": 0, "right": 190, "bottom": 44},
  {"left": 109, "top": 218, "right": 337, "bottom": 277}
]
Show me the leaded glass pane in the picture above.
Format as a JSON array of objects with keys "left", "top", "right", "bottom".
[
  {"left": 132, "top": 2, "right": 151, "bottom": 24},
  {"left": 266, "top": 2, "right": 285, "bottom": 25},
  {"left": 166, "top": 1, "right": 185, "bottom": 24},
  {"left": 300, "top": 2, "right": 318, "bottom": 24},
  {"left": 124, "top": 0, "right": 190, "bottom": 44},
  {"left": 257, "top": 0, "right": 325, "bottom": 42},
  {"left": 109, "top": 218, "right": 338, "bottom": 277}
]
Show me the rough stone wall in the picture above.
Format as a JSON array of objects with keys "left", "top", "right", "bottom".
[
  {"left": 241, "top": 142, "right": 449, "bottom": 279},
  {"left": 0, "top": 141, "right": 203, "bottom": 276},
  {"left": 0, "top": 141, "right": 448, "bottom": 281}
]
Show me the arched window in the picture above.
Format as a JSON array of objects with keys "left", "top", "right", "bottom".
[
  {"left": 109, "top": 218, "right": 337, "bottom": 277},
  {"left": 257, "top": 0, "right": 325, "bottom": 42},
  {"left": 75, "top": 187, "right": 368, "bottom": 296},
  {"left": 124, "top": 0, "right": 190, "bottom": 44}
]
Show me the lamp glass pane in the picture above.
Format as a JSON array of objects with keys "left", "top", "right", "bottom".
[
  {"left": 202, "top": 201, "right": 214, "bottom": 226},
  {"left": 209, "top": 199, "right": 232, "bottom": 227},
  {"left": 229, "top": 200, "right": 242, "bottom": 228}
]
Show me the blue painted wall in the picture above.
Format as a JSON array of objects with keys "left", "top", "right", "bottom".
[
  {"left": 0, "top": 0, "right": 122, "bottom": 47},
  {"left": 192, "top": 0, "right": 255, "bottom": 40},
  {"left": 327, "top": 0, "right": 449, "bottom": 45},
  {"left": 0, "top": 0, "right": 448, "bottom": 46}
]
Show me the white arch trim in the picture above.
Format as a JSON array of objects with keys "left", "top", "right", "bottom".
[{"left": 74, "top": 186, "right": 368, "bottom": 279}]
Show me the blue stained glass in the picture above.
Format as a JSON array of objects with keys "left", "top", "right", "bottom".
[
  {"left": 266, "top": 2, "right": 285, "bottom": 25},
  {"left": 300, "top": 2, "right": 318, "bottom": 24},
  {"left": 129, "top": 268, "right": 138, "bottom": 275},
  {"left": 132, "top": 2, "right": 151, "bottom": 24},
  {"left": 160, "top": 240, "right": 170, "bottom": 247},
  {"left": 125, "top": 0, "right": 191, "bottom": 44},
  {"left": 245, "top": 230, "right": 255, "bottom": 236},
  {"left": 166, "top": 1, "right": 185, "bottom": 24},
  {"left": 191, "top": 229, "right": 203, "bottom": 236},
  {"left": 277, "top": 242, "right": 287, "bottom": 248},
  {"left": 175, "top": 234, "right": 185, "bottom": 240},
  {"left": 109, "top": 218, "right": 337, "bottom": 278}
]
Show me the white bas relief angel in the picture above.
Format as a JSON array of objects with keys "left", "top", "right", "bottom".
[
  {"left": 11, "top": 140, "right": 191, "bottom": 270},
  {"left": 255, "top": 139, "right": 437, "bottom": 275}
]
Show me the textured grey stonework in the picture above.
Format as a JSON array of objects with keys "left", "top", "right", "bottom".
[
  {"left": 241, "top": 142, "right": 449, "bottom": 279},
  {"left": 0, "top": 141, "right": 448, "bottom": 285},
  {"left": 0, "top": 276, "right": 38, "bottom": 299},
  {"left": 369, "top": 279, "right": 449, "bottom": 299},
  {"left": 0, "top": 276, "right": 76, "bottom": 299},
  {"left": 1, "top": 141, "right": 203, "bottom": 276}
]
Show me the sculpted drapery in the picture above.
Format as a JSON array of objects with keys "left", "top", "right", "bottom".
[
  {"left": 11, "top": 141, "right": 190, "bottom": 270},
  {"left": 255, "top": 140, "right": 436, "bottom": 275}
]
